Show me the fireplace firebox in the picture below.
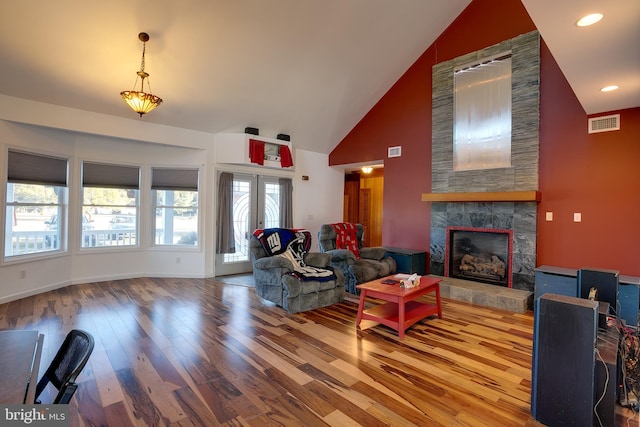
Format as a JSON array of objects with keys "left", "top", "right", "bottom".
[{"left": 446, "top": 226, "right": 513, "bottom": 287}]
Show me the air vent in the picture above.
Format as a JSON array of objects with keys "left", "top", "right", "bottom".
[
  {"left": 588, "top": 114, "right": 620, "bottom": 134},
  {"left": 388, "top": 146, "right": 402, "bottom": 158}
]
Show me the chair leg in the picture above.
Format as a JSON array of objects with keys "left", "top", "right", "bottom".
[
  {"left": 33, "top": 375, "right": 50, "bottom": 404},
  {"left": 54, "top": 383, "right": 78, "bottom": 404}
]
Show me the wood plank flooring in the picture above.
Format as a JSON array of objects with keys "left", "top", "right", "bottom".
[{"left": 0, "top": 276, "right": 637, "bottom": 426}]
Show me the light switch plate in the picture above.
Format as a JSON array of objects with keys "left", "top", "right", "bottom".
[
  {"left": 545, "top": 212, "right": 553, "bottom": 221},
  {"left": 574, "top": 213, "right": 582, "bottom": 222}
]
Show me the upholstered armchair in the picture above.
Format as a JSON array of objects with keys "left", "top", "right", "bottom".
[
  {"left": 318, "top": 223, "right": 396, "bottom": 295},
  {"left": 249, "top": 228, "right": 344, "bottom": 314}
]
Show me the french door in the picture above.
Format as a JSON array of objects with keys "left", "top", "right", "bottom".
[{"left": 215, "top": 173, "right": 281, "bottom": 276}]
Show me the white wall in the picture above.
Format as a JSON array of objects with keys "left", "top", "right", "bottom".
[
  {"left": 293, "top": 149, "right": 345, "bottom": 251},
  {"left": 0, "top": 97, "right": 343, "bottom": 303},
  {"left": 68, "top": 133, "right": 209, "bottom": 283}
]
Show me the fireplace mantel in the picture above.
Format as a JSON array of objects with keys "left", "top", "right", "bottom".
[{"left": 421, "top": 191, "right": 541, "bottom": 203}]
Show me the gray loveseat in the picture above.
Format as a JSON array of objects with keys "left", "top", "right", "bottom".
[
  {"left": 250, "top": 228, "right": 344, "bottom": 314},
  {"left": 318, "top": 223, "right": 396, "bottom": 295}
]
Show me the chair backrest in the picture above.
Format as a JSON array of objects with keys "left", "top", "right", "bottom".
[
  {"left": 249, "top": 233, "right": 268, "bottom": 263},
  {"left": 318, "top": 223, "right": 364, "bottom": 252},
  {"left": 250, "top": 228, "right": 312, "bottom": 264},
  {"left": 35, "top": 329, "right": 95, "bottom": 404}
]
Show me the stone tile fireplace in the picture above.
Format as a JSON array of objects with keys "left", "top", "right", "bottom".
[
  {"left": 430, "top": 201, "right": 537, "bottom": 292},
  {"left": 446, "top": 226, "right": 513, "bottom": 288},
  {"left": 425, "top": 30, "right": 540, "bottom": 296}
]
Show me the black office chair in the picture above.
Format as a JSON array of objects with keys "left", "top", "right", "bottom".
[{"left": 34, "top": 329, "right": 95, "bottom": 404}]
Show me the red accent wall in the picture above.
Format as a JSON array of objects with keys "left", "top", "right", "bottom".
[
  {"left": 538, "top": 46, "right": 640, "bottom": 273},
  {"left": 329, "top": 0, "right": 640, "bottom": 276}
]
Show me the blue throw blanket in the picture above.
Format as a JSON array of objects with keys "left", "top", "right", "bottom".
[{"left": 253, "top": 228, "right": 336, "bottom": 282}]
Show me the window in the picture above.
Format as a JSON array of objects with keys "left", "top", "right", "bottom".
[
  {"left": 81, "top": 161, "right": 139, "bottom": 248},
  {"left": 454, "top": 53, "right": 512, "bottom": 171},
  {"left": 5, "top": 150, "right": 68, "bottom": 258},
  {"left": 151, "top": 167, "right": 199, "bottom": 246}
]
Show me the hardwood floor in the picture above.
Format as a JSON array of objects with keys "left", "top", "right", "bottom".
[{"left": 0, "top": 277, "right": 637, "bottom": 426}]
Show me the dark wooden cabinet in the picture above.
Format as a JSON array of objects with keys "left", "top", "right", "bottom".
[
  {"left": 620, "top": 274, "right": 640, "bottom": 327},
  {"left": 385, "top": 248, "right": 427, "bottom": 275},
  {"left": 534, "top": 265, "right": 639, "bottom": 327},
  {"left": 534, "top": 265, "right": 578, "bottom": 300}
]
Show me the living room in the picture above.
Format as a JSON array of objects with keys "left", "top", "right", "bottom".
[
  {"left": 0, "top": 1, "right": 637, "bottom": 300},
  {"left": 0, "top": 0, "right": 638, "bottom": 425},
  {"left": 0, "top": 2, "right": 636, "bottom": 301}
]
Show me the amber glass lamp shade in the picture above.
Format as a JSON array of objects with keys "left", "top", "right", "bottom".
[{"left": 121, "top": 33, "right": 163, "bottom": 117}]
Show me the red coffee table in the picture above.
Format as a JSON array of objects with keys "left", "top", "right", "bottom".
[{"left": 356, "top": 275, "right": 442, "bottom": 339}]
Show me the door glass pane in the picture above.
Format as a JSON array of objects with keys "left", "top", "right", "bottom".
[
  {"left": 262, "top": 179, "right": 280, "bottom": 229},
  {"left": 224, "top": 178, "right": 251, "bottom": 263}
]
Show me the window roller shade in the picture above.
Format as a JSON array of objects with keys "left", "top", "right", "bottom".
[
  {"left": 8, "top": 150, "right": 68, "bottom": 186},
  {"left": 82, "top": 161, "right": 140, "bottom": 189},
  {"left": 152, "top": 168, "right": 199, "bottom": 191}
]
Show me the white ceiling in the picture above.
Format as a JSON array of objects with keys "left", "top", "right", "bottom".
[
  {"left": 522, "top": 0, "right": 640, "bottom": 115},
  {"left": 0, "top": 1, "right": 637, "bottom": 154}
]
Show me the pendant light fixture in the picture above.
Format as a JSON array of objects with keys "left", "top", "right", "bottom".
[{"left": 120, "top": 32, "right": 163, "bottom": 116}]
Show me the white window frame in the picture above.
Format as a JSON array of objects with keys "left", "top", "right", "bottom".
[
  {"left": 151, "top": 167, "right": 199, "bottom": 247},
  {"left": 152, "top": 189, "right": 199, "bottom": 246},
  {"left": 81, "top": 161, "right": 140, "bottom": 249},
  {"left": 4, "top": 150, "right": 68, "bottom": 260}
]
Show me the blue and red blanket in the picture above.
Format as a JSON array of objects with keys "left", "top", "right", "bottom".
[{"left": 253, "top": 228, "right": 335, "bottom": 282}]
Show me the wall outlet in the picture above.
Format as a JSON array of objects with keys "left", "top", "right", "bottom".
[
  {"left": 574, "top": 213, "right": 582, "bottom": 222},
  {"left": 176, "top": 257, "right": 181, "bottom": 264},
  {"left": 20, "top": 270, "right": 26, "bottom": 279}
]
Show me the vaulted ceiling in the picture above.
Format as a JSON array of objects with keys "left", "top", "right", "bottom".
[{"left": 0, "top": 1, "right": 637, "bottom": 154}]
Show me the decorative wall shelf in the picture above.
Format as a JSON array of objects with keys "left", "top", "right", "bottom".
[
  {"left": 215, "top": 133, "right": 294, "bottom": 170},
  {"left": 421, "top": 191, "right": 540, "bottom": 202}
]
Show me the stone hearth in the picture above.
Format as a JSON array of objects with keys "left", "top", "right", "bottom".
[
  {"left": 430, "top": 201, "right": 537, "bottom": 292},
  {"left": 435, "top": 275, "right": 533, "bottom": 313}
]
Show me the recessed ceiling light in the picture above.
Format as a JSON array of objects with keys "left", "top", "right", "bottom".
[
  {"left": 600, "top": 85, "right": 619, "bottom": 92},
  {"left": 577, "top": 13, "right": 603, "bottom": 27}
]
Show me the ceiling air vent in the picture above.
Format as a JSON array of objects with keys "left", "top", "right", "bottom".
[{"left": 588, "top": 114, "right": 620, "bottom": 134}]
